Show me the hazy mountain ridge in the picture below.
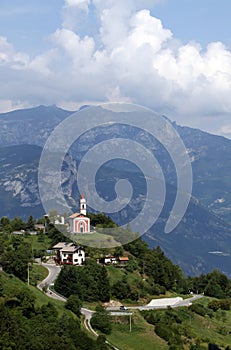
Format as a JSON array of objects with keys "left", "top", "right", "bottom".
[
  {"left": 0, "top": 105, "right": 231, "bottom": 276},
  {"left": 0, "top": 143, "right": 231, "bottom": 276},
  {"left": 0, "top": 105, "right": 230, "bottom": 222},
  {"left": 0, "top": 105, "right": 70, "bottom": 147}
]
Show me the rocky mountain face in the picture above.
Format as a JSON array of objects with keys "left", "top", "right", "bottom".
[{"left": 0, "top": 105, "right": 230, "bottom": 276}]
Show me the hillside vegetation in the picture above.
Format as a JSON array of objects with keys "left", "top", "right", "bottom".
[{"left": 1, "top": 215, "right": 231, "bottom": 349}]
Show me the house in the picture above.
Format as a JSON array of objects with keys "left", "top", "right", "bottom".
[
  {"left": 68, "top": 193, "right": 90, "bottom": 233},
  {"left": 118, "top": 257, "right": 129, "bottom": 266},
  {"left": 54, "top": 215, "right": 65, "bottom": 225},
  {"left": 99, "top": 256, "right": 129, "bottom": 267},
  {"left": 53, "top": 242, "right": 85, "bottom": 265},
  {"left": 103, "top": 256, "right": 118, "bottom": 265},
  {"left": 34, "top": 224, "right": 45, "bottom": 233},
  {"left": 12, "top": 230, "right": 24, "bottom": 235}
]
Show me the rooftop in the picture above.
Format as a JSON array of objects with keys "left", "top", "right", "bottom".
[{"left": 69, "top": 212, "right": 87, "bottom": 219}]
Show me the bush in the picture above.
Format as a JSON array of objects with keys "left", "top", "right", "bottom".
[
  {"left": 219, "top": 299, "right": 231, "bottom": 310},
  {"left": 155, "top": 322, "right": 173, "bottom": 341},
  {"left": 65, "top": 294, "right": 82, "bottom": 317},
  {"left": 189, "top": 303, "right": 206, "bottom": 317},
  {"left": 208, "top": 299, "right": 231, "bottom": 312},
  {"left": 91, "top": 306, "right": 112, "bottom": 335},
  {"left": 208, "top": 300, "right": 220, "bottom": 312}
]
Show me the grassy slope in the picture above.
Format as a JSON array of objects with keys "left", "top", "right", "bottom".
[
  {"left": 29, "top": 263, "right": 49, "bottom": 284},
  {"left": 102, "top": 267, "right": 231, "bottom": 349},
  {"left": 188, "top": 299, "right": 231, "bottom": 348},
  {"left": 1, "top": 271, "right": 66, "bottom": 314},
  {"left": 70, "top": 232, "right": 120, "bottom": 248},
  {"left": 107, "top": 302, "right": 231, "bottom": 350},
  {"left": 24, "top": 234, "right": 53, "bottom": 251},
  {"left": 108, "top": 310, "right": 168, "bottom": 350}
]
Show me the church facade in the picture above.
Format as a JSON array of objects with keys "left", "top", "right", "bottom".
[{"left": 68, "top": 193, "right": 90, "bottom": 234}]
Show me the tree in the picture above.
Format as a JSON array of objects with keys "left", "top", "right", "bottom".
[
  {"left": 16, "top": 288, "right": 35, "bottom": 317},
  {"left": 113, "top": 246, "right": 124, "bottom": 257},
  {"left": 97, "top": 335, "right": 109, "bottom": 350},
  {"left": 10, "top": 216, "right": 25, "bottom": 231},
  {"left": 91, "top": 305, "right": 112, "bottom": 335},
  {"left": 1, "top": 239, "right": 33, "bottom": 281},
  {"left": 98, "top": 266, "right": 110, "bottom": 302},
  {"left": 204, "top": 281, "right": 224, "bottom": 299},
  {"left": 26, "top": 215, "right": 35, "bottom": 231},
  {"left": 65, "top": 294, "right": 82, "bottom": 317},
  {"left": 208, "top": 300, "right": 220, "bottom": 312},
  {"left": 112, "top": 276, "right": 133, "bottom": 300}
]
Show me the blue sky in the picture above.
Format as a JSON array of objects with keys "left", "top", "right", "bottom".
[{"left": 0, "top": 0, "right": 231, "bottom": 138}]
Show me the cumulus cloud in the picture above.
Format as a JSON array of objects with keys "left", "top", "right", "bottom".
[
  {"left": 1, "top": 0, "right": 231, "bottom": 137},
  {"left": 65, "top": 0, "right": 91, "bottom": 10},
  {"left": 0, "top": 36, "right": 29, "bottom": 68}
]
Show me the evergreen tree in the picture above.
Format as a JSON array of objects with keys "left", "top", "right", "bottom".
[{"left": 26, "top": 215, "right": 35, "bottom": 231}]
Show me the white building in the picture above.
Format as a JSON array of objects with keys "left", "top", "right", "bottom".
[
  {"left": 53, "top": 242, "right": 85, "bottom": 265},
  {"left": 69, "top": 193, "right": 90, "bottom": 233}
]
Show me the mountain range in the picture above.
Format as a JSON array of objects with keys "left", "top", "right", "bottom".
[{"left": 0, "top": 105, "right": 230, "bottom": 276}]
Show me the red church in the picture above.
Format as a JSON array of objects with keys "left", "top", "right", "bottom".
[{"left": 68, "top": 193, "right": 90, "bottom": 233}]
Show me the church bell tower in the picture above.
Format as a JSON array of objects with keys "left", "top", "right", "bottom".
[{"left": 80, "top": 193, "right": 87, "bottom": 216}]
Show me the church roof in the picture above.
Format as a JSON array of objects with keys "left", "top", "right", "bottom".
[
  {"left": 69, "top": 212, "right": 87, "bottom": 219},
  {"left": 80, "top": 192, "right": 85, "bottom": 199}
]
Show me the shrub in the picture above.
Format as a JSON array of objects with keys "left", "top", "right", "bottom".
[
  {"left": 91, "top": 306, "right": 112, "bottom": 335},
  {"left": 65, "top": 294, "right": 82, "bottom": 317},
  {"left": 189, "top": 303, "right": 206, "bottom": 317},
  {"left": 155, "top": 323, "right": 173, "bottom": 341}
]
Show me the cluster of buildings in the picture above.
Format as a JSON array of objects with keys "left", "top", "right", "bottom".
[
  {"left": 52, "top": 194, "right": 129, "bottom": 266},
  {"left": 52, "top": 242, "right": 129, "bottom": 267}
]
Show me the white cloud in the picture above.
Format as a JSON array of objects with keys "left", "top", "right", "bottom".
[
  {"left": 65, "top": 0, "right": 91, "bottom": 9},
  {"left": 53, "top": 28, "right": 95, "bottom": 67},
  {"left": 1, "top": 1, "right": 231, "bottom": 137},
  {"left": 0, "top": 36, "right": 28, "bottom": 66},
  {"left": 0, "top": 99, "right": 31, "bottom": 113},
  {"left": 0, "top": 35, "right": 54, "bottom": 74},
  {"left": 129, "top": 10, "right": 172, "bottom": 51}
]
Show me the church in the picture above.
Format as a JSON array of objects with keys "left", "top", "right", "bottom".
[{"left": 68, "top": 193, "right": 90, "bottom": 234}]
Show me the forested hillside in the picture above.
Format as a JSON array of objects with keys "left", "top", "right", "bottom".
[{"left": 1, "top": 215, "right": 231, "bottom": 349}]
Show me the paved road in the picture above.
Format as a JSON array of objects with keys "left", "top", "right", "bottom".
[
  {"left": 107, "top": 294, "right": 204, "bottom": 312},
  {"left": 38, "top": 264, "right": 203, "bottom": 350},
  {"left": 37, "top": 263, "right": 66, "bottom": 301},
  {"left": 38, "top": 263, "right": 119, "bottom": 350}
]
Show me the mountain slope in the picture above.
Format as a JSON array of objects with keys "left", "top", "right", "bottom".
[
  {"left": 0, "top": 143, "right": 231, "bottom": 276},
  {"left": 0, "top": 105, "right": 230, "bottom": 276},
  {"left": 0, "top": 105, "right": 70, "bottom": 147},
  {"left": 0, "top": 144, "right": 43, "bottom": 219}
]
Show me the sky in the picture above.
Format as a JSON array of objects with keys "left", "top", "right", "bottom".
[{"left": 0, "top": 0, "right": 231, "bottom": 138}]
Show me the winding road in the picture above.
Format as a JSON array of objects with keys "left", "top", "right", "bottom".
[
  {"left": 37, "top": 262, "right": 120, "bottom": 349},
  {"left": 37, "top": 263, "right": 95, "bottom": 321},
  {"left": 38, "top": 262, "right": 203, "bottom": 350}
]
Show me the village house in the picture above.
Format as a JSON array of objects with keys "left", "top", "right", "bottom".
[
  {"left": 98, "top": 255, "right": 129, "bottom": 267},
  {"left": 68, "top": 193, "right": 90, "bottom": 233},
  {"left": 34, "top": 224, "right": 46, "bottom": 233},
  {"left": 53, "top": 242, "right": 85, "bottom": 265}
]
